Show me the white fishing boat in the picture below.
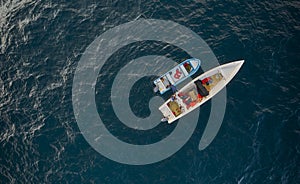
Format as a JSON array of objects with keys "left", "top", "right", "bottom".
[
  {"left": 154, "top": 58, "right": 201, "bottom": 94},
  {"left": 159, "top": 60, "right": 244, "bottom": 124}
]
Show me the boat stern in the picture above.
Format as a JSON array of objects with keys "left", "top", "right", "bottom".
[{"left": 159, "top": 104, "right": 173, "bottom": 123}]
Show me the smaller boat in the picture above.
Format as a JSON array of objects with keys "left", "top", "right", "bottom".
[
  {"left": 154, "top": 58, "right": 201, "bottom": 94},
  {"left": 159, "top": 60, "right": 244, "bottom": 124}
]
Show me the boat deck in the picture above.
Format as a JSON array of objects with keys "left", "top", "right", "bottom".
[
  {"left": 154, "top": 58, "right": 201, "bottom": 94},
  {"left": 166, "top": 72, "right": 224, "bottom": 117}
]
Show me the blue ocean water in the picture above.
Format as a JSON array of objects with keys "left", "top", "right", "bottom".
[{"left": 1, "top": 0, "right": 299, "bottom": 183}]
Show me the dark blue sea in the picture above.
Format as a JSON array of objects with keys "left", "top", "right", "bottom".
[{"left": 1, "top": 0, "right": 299, "bottom": 183}]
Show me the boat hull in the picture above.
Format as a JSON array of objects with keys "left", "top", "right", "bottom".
[{"left": 159, "top": 60, "right": 244, "bottom": 124}]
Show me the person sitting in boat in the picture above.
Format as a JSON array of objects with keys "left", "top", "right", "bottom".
[
  {"left": 161, "top": 77, "right": 170, "bottom": 88},
  {"left": 183, "top": 62, "right": 192, "bottom": 73},
  {"left": 202, "top": 77, "right": 212, "bottom": 85},
  {"left": 177, "top": 92, "right": 192, "bottom": 107},
  {"left": 178, "top": 92, "right": 188, "bottom": 101},
  {"left": 170, "top": 84, "right": 178, "bottom": 94},
  {"left": 171, "top": 94, "right": 177, "bottom": 101}
]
